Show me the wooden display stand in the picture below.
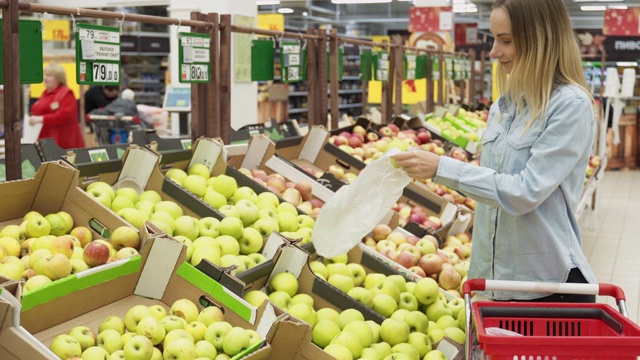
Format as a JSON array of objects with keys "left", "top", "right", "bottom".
[{"left": 606, "top": 113, "right": 638, "bottom": 170}]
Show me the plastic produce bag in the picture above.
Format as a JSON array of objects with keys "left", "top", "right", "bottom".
[{"left": 312, "top": 149, "right": 411, "bottom": 258}]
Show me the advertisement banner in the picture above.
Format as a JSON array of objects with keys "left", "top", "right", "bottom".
[
  {"left": 604, "top": 8, "right": 640, "bottom": 36},
  {"left": 455, "top": 23, "right": 477, "bottom": 45},
  {"left": 409, "top": 7, "right": 453, "bottom": 33}
]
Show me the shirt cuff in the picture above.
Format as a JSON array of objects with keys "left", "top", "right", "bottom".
[{"left": 434, "top": 156, "right": 463, "bottom": 189}]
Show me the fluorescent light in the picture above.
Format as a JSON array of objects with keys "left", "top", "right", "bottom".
[
  {"left": 302, "top": 11, "right": 308, "bottom": 16},
  {"left": 574, "top": 0, "right": 623, "bottom": 2},
  {"left": 609, "top": 5, "right": 627, "bottom": 9},
  {"left": 257, "top": 0, "right": 280, "bottom": 5},
  {"left": 616, "top": 62, "right": 638, "bottom": 67},
  {"left": 332, "top": 0, "right": 392, "bottom": 4},
  {"left": 277, "top": 7, "right": 294, "bottom": 13},
  {"left": 453, "top": 3, "right": 477, "bottom": 13},
  {"left": 581, "top": 5, "right": 606, "bottom": 11}
]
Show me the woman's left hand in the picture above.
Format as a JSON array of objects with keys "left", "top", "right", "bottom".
[
  {"left": 393, "top": 150, "right": 441, "bottom": 180},
  {"left": 28, "top": 115, "right": 43, "bottom": 126}
]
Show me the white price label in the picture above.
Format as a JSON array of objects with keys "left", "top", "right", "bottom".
[
  {"left": 79, "top": 28, "right": 119, "bottom": 44},
  {"left": 182, "top": 64, "right": 208, "bottom": 81},
  {"left": 183, "top": 46, "right": 194, "bottom": 64},
  {"left": 92, "top": 63, "right": 119, "bottom": 83},
  {"left": 407, "top": 55, "right": 416, "bottom": 70},
  {"left": 181, "top": 36, "right": 209, "bottom": 48},
  {"left": 287, "top": 67, "right": 300, "bottom": 81},
  {"left": 81, "top": 40, "right": 96, "bottom": 60},
  {"left": 379, "top": 59, "right": 389, "bottom": 70}
]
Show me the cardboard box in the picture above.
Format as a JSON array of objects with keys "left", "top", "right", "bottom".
[
  {"left": 0, "top": 233, "right": 309, "bottom": 360},
  {"left": 0, "top": 144, "right": 43, "bottom": 182},
  {"left": 38, "top": 136, "right": 145, "bottom": 167}
]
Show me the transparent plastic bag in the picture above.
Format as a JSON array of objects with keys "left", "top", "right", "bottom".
[{"left": 312, "top": 149, "right": 411, "bottom": 258}]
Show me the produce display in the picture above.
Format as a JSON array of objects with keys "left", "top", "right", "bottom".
[
  {"left": 48, "top": 298, "right": 261, "bottom": 360},
  {"left": 586, "top": 155, "right": 601, "bottom": 182},
  {"left": 0, "top": 210, "right": 138, "bottom": 293}
]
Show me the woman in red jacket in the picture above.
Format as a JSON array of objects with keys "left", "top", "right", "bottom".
[{"left": 29, "top": 63, "right": 85, "bottom": 149}]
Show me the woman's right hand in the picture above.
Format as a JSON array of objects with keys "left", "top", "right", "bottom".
[{"left": 393, "top": 150, "right": 441, "bottom": 180}]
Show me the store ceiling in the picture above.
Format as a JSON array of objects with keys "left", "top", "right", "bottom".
[{"left": 259, "top": 0, "right": 640, "bottom": 34}]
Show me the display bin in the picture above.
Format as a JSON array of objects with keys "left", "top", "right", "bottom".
[
  {"left": 0, "top": 231, "right": 307, "bottom": 360},
  {"left": 463, "top": 279, "right": 640, "bottom": 360},
  {"left": 0, "top": 143, "right": 43, "bottom": 182}
]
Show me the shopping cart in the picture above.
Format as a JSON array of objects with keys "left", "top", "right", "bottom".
[
  {"left": 87, "top": 114, "right": 145, "bottom": 146},
  {"left": 463, "top": 279, "right": 640, "bottom": 359}
]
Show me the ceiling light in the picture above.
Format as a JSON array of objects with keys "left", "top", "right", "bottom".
[
  {"left": 453, "top": 4, "right": 477, "bottom": 13},
  {"left": 609, "top": 5, "right": 628, "bottom": 9},
  {"left": 277, "top": 7, "right": 294, "bottom": 14},
  {"left": 256, "top": 0, "right": 280, "bottom": 5},
  {"left": 616, "top": 62, "right": 638, "bottom": 67},
  {"left": 581, "top": 5, "right": 606, "bottom": 11},
  {"left": 574, "top": 0, "right": 623, "bottom": 2},
  {"left": 331, "top": 0, "right": 392, "bottom": 4}
]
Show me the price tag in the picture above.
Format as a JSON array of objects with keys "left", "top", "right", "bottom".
[
  {"left": 92, "top": 63, "right": 119, "bottom": 83},
  {"left": 81, "top": 40, "right": 95, "bottom": 60},
  {"left": 181, "top": 64, "right": 209, "bottom": 82},
  {"left": 75, "top": 24, "right": 121, "bottom": 85},
  {"left": 183, "top": 46, "right": 194, "bottom": 64},
  {"left": 178, "top": 32, "right": 211, "bottom": 84},
  {"left": 281, "top": 41, "right": 302, "bottom": 83}
]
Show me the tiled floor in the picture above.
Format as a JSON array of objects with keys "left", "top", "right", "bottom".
[{"left": 579, "top": 169, "right": 640, "bottom": 325}]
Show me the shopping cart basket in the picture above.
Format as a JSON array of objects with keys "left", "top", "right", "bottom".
[
  {"left": 87, "top": 114, "right": 144, "bottom": 145},
  {"left": 462, "top": 279, "right": 640, "bottom": 360}
]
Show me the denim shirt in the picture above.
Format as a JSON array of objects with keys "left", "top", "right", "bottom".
[{"left": 434, "top": 84, "right": 597, "bottom": 300}]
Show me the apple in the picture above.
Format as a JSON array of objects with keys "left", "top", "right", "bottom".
[
  {"left": 44, "top": 213, "right": 67, "bottom": 237},
  {"left": 268, "top": 290, "right": 293, "bottom": 309},
  {"left": 312, "top": 319, "right": 341, "bottom": 349},
  {"left": 269, "top": 271, "right": 298, "bottom": 297},
  {"left": 115, "top": 247, "right": 138, "bottom": 260},
  {"left": 83, "top": 242, "right": 110, "bottom": 267},
  {"left": 425, "top": 299, "right": 453, "bottom": 322},
  {"left": 288, "top": 302, "right": 317, "bottom": 327},
  {"left": 197, "top": 306, "right": 225, "bottom": 326},
  {"left": 24, "top": 274, "right": 52, "bottom": 292},
  {"left": 109, "top": 226, "right": 139, "bottom": 250},
  {"left": 363, "top": 273, "right": 386, "bottom": 290},
  {"left": 372, "top": 278, "right": 401, "bottom": 303},
  {"left": 184, "top": 321, "right": 207, "bottom": 343},
  {"left": 219, "top": 217, "right": 244, "bottom": 240},
  {"left": 397, "top": 291, "right": 419, "bottom": 312},
  {"left": 309, "top": 261, "right": 328, "bottom": 279},
  {"left": 195, "top": 340, "right": 218, "bottom": 359},
  {"left": 331, "top": 331, "right": 363, "bottom": 359},
  {"left": 345, "top": 263, "right": 366, "bottom": 287},
  {"left": 371, "top": 224, "right": 392, "bottom": 242},
  {"left": 0, "top": 224, "right": 27, "bottom": 243},
  {"left": 49, "top": 334, "right": 82, "bottom": 359},
  {"left": 372, "top": 293, "right": 398, "bottom": 317},
  {"left": 198, "top": 217, "right": 221, "bottom": 238},
  {"left": 413, "top": 277, "right": 440, "bottom": 306},
  {"left": 111, "top": 195, "right": 136, "bottom": 213},
  {"left": 174, "top": 216, "right": 200, "bottom": 241},
  {"left": 96, "top": 328, "right": 124, "bottom": 355},
  {"left": 316, "top": 308, "right": 340, "bottom": 323},
  {"left": 243, "top": 289, "right": 270, "bottom": 308},
  {"left": 22, "top": 210, "right": 44, "bottom": 223},
  {"left": 0, "top": 237, "right": 21, "bottom": 257},
  {"left": 396, "top": 249, "right": 420, "bottom": 269},
  {"left": 123, "top": 335, "right": 154, "bottom": 360},
  {"left": 135, "top": 316, "right": 165, "bottom": 345},
  {"left": 248, "top": 253, "right": 267, "bottom": 266},
  {"left": 323, "top": 343, "right": 353, "bottom": 360},
  {"left": 67, "top": 326, "right": 96, "bottom": 351},
  {"left": 191, "top": 246, "right": 221, "bottom": 267},
  {"left": 124, "top": 305, "right": 153, "bottom": 332},
  {"left": 438, "top": 267, "right": 462, "bottom": 290},
  {"left": 418, "top": 253, "right": 443, "bottom": 277},
  {"left": 36, "top": 253, "right": 72, "bottom": 280},
  {"left": 204, "top": 321, "right": 232, "bottom": 351},
  {"left": 69, "top": 226, "right": 93, "bottom": 248},
  {"left": 337, "top": 308, "right": 365, "bottom": 330},
  {"left": 217, "top": 235, "right": 240, "bottom": 256},
  {"left": 380, "top": 318, "right": 410, "bottom": 346},
  {"left": 328, "top": 274, "right": 355, "bottom": 294},
  {"left": 203, "top": 188, "right": 228, "bottom": 210},
  {"left": 99, "top": 316, "right": 125, "bottom": 335},
  {"left": 160, "top": 316, "right": 187, "bottom": 334},
  {"left": 251, "top": 217, "right": 279, "bottom": 237},
  {"left": 423, "top": 350, "right": 447, "bottom": 360},
  {"left": 343, "top": 320, "right": 374, "bottom": 349},
  {"left": 25, "top": 217, "right": 51, "bottom": 238},
  {"left": 170, "top": 298, "right": 200, "bottom": 324},
  {"left": 187, "top": 163, "right": 211, "bottom": 179},
  {"left": 347, "top": 287, "right": 374, "bottom": 308},
  {"left": 0, "top": 263, "right": 22, "bottom": 280},
  {"left": 87, "top": 188, "right": 113, "bottom": 208}
]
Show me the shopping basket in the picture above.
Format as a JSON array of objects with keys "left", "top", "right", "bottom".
[
  {"left": 87, "top": 114, "right": 144, "bottom": 146},
  {"left": 462, "top": 279, "right": 640, "bottom": 360}
]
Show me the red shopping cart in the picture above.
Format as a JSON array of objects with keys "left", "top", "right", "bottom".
[
  {"left": 463, "top": 279, "right": 640, "bottom": 360},
  {"left": 87, "top": 114, "right": 144, "bottom": 145}
]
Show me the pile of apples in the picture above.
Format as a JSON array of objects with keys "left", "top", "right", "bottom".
[
  {"left": 236, "top": 167, "right": 325, "bottom": 218},
  {"left": 362, "top": 226, "right": 472, "bottom": 298},
  {"left": 243, "top": 269, "right": 461, "bottom": 360},
  {"left": 165, "top": 164, "right": 317, "bottom": 242},
  {"left": 393, "top": 201, "right": 444, "bottom": 231},
  {"left": 586, "top": 155, "right": 601, "bottom": 181},
  {"left": 48, "top": 298, "right": 261, "bottom": 360},
  {"left": 424, "top": 180, "right": 476, "bottom": 211},
  {"left": 0, "top": 210, "right": 138, "bottom": 293}
]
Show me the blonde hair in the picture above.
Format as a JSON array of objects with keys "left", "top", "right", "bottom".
[
  {"left": 493, "top": 0, "right": 593, "bottom": 130},
  {"left": 45, "top": 63, "right": 67, "bottom": 86}
]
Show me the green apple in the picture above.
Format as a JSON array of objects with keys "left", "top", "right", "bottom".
[
  {"left": 68, "top": 325, "right": 96, "bottom": 351},
  {"left": 258, "top": 207, "right": 278, "bottom": 220},
  {"left": 326, "top": 263, "right": 349, "bottom": 278},
  {"left": 123, "top": 335, "right": 154, "bottom": 360},
  {"left": 195, "top": 340, "right": 217, "bottom": 359},
  {"left": 185, "top": 321, "right": 207, "bottom": 342},
  {"left": 22, "top": 210, "right": 44, "bottom": 223},
  {"left": 150, "top": 220, "right": 173, "bottom": 236},
  {"left": 387, "top": 274, "right": 407, "bottom": 293},
  {"left": 312, "top": 319, "right": 341, "bottom": 349},
  {"left": 346, "top": 263, "right": 366, "bottom": 287},
  {"left": 287, "top": 302, "right": 317, "bottom": 326},
  {"left": 109, "top": 349, "right": 125, "bottom": 359},
  {"left": 0, "top": 237, "right": 21, "bottom": 258},
  {"left": 121, "top": 332, "right": 135, "bottom": 345},
  {"left": 220, "top": 254, "right": 246, "bottom": 273},
  {"left": 250, "top": 217, "right": 279, "bottom": 237},
  {"left": 154, "top": 201, "right": 184, "bottom": 219},
  {"left": 407, "top": 332, "right": 432, "bottom": 358},
  {"left": 99, "top": 316, "right": 125, "bottom": 335},
  {"left": 413, "top": 278, "right": 440, "bottom": 306},
  {"left": 150, "top": 347, "right": 162, "bottom": 360},
  {"left": 204, "top": 321, "right": 232, "bottom": 351},
  {"left": 173, "top": 216, "right": 199, "bottom": 241},
  {"left": 291, "top": 293, "right": 314, "bottom": 307},
  {"left": 80, "top": 346, "right": 109, "bottom": 359},
  {"left": 337, "top": 308, "right": 365, "bottom": 330},
  {"left": 182, "top": 175, "right": 208, "bottom": 198},
  {"left": 139, "top": 190, "right": 163, "bottom": 204},
  {"left": 276, "top": 202, "right": 298, "bottom": 215},
  {"left": 203, "top": 188, "right": 228, "bottom": 210},
  {"left": 328, "top": 274, "right": 355, "bottom": 294},
  {"left": 296, "top": 214, "right": 315, "bottom": 229},
  {"left": 398, "top": 292, "right": 419, "bottom": 312},
  {"left": 197, "top": 306, "right": 225, "bottom": 326},
  {"left": 372, "top": 278, "right": 401, "bottom": 303},
  {"left": 136, "top": 316, "right": 165, "bottom": 345},
  {"left": 135, "top": 200, "right": 155, "bottom": 218},
  {"left": 111, "top": 195, "right": 135, "bottom": 213},
  {"left": 269, "top": 271, "right": 298, "bottom": 297},
  {"left": 427, "top": 326, "right": 445, "bottom": 345},
  {"left": 331, "top": 331, "right": 363, "bottom": 359},
  {"left": 380, "top": 318, "right": 410, "bottom": 346},
  {"left": 277, "top": 212, "right": 298, "bottom": 232},
  {"left": 210, "top": 175, "right": 237, "bottom": 199},
  {"left": 435, "top": 315, "right": 458, "bottom": 331},
  {"left": 150, "top": 211, "right": 176, "bottom": 232},
  {"left": 232, "top": 186, "right": 258, "bottom": 204},
  {"left": 49, "top": 334, "right": 82, "bottom": 359},
  {"left": 391, "top": 343, "right": 420, "bottom": 360},
  {"left": 426, "top": 299, "right": 453, "bottom": 322},
  {"left": 366, "top": 320, "right": 381, "bottom": 343},
  {"left": 170, "top": 298, "right": 200, "bottom": 324},
  {"left": 370, "top": 342, "right": 392, "bottom": 359},
  {"left": 257, "top": 191, "right": 280, "bottom": 208},
  {"left": 187, "top": 163, "right": 211, "bottom": 179},
  {"left": 23, "top": 274, "right": 52, "bottom": 292},
  {"left": 405, "top": 310, "right": 429, "bottom": 334},
  {"left": 191, "top": 246, "right": 221, "bottom": 266},
  {"left": 443, "top": 326, "right": 466, "bottom": 345},
  {"left": 343, "top": 320, "right": 374, "bottom": 348},
  {"left": 198, "top": 217, "right": 221, "bottom": 238},
  {"left": 25, "top": 217, "right": 51, "bottom": 238},
  {"left": 109, "top": 226, "right": 139, "bottom": 250},
  {"left": 372, "top": 293, "right": 398, "bottom": 318},
  {"left": 0, "top": 224, "right": 26, "bottom": 242},
  {"left": 116, "top": 208, "right": 148, "bottom": 231},
  {"left": 423, "top": 350, "right": 447, "bottom": 360},
  {"left": 322, "top": 254, "right": 349, "bottom": 265},
  {"left": 447, "top": 298, "right": 465, "bottom": 319},
  {"left": 364, "top": 273, "right": 386, "bottom": 290},
  {"left": 217, "top": 235, "right": 240, "bottom": 256},
  {"left": 160, "top": 315, "right": 187, "bottom": 333},
  {"left": 235, "top": 199, "right": 260, "bottom": 227},
  {"left": 323, "top": 343, "right": 353, "bottom": 360},
  {"left": 347, "top": 287, "right": 373, "bottom": 308},
  {"left": 243, "top": 290, "right": 270, "bottom": 307},
  {"left": 269, "top": 290, "right": 293, "bottom": 309},
  {"left": 166, "top": 168, "right": 188, "bottom": 185},
  {"left": 457, "top": 306, "right": 466, "bottom": 330},
  {"left": 219, "top": 217, "right": 244, "bottom": 240},
  {"left": 309, "top": 261, "right": 328, "bottom": 279},
  {"left": 149, "top": 305, "right": 167, "bottom": 321},
  {"left": 87, "top": 188, "right": 113, "bottom": 208},
  {"left": 316, "top": 307, "right": 340, "bottom": 323},
  {"left": 361, "top": 347, "right": 382, "bottom": 360},
  {"left": 163, "top": 328, "right": 195, "bottom": 349},
  {"left": 124, "top": 305, "right": 153, "bottom": 332},
  {"left": 248, "top": 253, "right": 267, "bottom": 266},
  {"left": 238, "top": 227, "right": 263, "bottom": 255},
  {"left": 87, "top": 181, "right": 116, "bottom": 199},
  {"left": 96, "top": 329, "right": 124, "bottom": 354},
  {"left": 405, "top": 282, "right": 416, "bottom": 294},
  {"left": 192, "top": 236, "right": 219, "bottom": 250},
  {"left": 391, "top": 309, "right": 410, "bottom": 322}
]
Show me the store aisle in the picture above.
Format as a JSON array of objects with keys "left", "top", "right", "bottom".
[{"left": 579, "top": 169, "right": 640, "bottom": 325}]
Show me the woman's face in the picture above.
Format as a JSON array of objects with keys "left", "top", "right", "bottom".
[
  {"left": 489, "top": 7, "right": 515, "bottom": 74},
  {"left": 44, "top": 71, "right": 60, "bottom": 92}
]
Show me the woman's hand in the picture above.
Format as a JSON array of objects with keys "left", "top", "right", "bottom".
[
  {"left": 393, "top": 149, "right": 441, "bottom": 180},
  {"left": 28, "top": 115, "right": 43, "bottom": 126}
]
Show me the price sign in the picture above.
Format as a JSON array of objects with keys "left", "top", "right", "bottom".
[
  {"left": 404, "top": 54, "right": 417, "bottom": 80},
  {"left": 431, "top": 56, "right": 441, "bottom": 81},
  {"left": 179, "top": 32, "right": 211, "bottom": 83},
  {"left": 75, "top": 24, "right": 121, "bottom": 85},
  {"left": 281, "top": 41, "right": 302, "bottom": 83},
  {"left": 445, "top": 57, "right": 454, "bottom": 80},
  {"left": 373, "top": 51, "right": 389, "bottom": 82}
]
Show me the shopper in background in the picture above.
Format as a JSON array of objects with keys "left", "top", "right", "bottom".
[
  {"left": 84, "top": 85, "right": 119, "bottom": 116},
  {"left": 29, "top": 63, "right": 85, "bottom": 149},
  {"left": 393, "top": 0, "right": 597, "bottom": 302}
]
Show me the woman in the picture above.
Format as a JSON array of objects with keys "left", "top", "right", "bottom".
[
  {"left": 29, "top": 63, "right": 85, "bottom": 149},
  {"left": 394, "top": 0, "right": 597, "bottom": 302}
]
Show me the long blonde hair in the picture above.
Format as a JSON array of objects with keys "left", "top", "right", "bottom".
[{"left": 493, "top": 0, "right": 593, "bottom": 130}]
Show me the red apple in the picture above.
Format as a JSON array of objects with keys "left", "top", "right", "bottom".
[
  {"left": 371, "top": 224, "right": 392, "bottom": 242},
  {"left": 387, "top": 124, "right": 400, "bottom": 134},
  {"left": 251, "top": 169, "right": 270, "bottom": 183},
  {"left": 396, "top": 250, "right": 419, "bottom": 268},
  {"left": 419, "top": 253, "right": 443, "bottom": 276},
  {"left": 408, "top": 266, "right": 426, "bottom": 277},
  {"left": 83, "top": 242, "right": 110, "bottom": 267},
  {"left": 416, "top": 131, "right": 432, "bottom": 145},
  {"left": 267, "top": 177, "right": 286, "bottom": 193},
  {"left": 378, "top": 246, "right": 397, "bottom": 261},
  {"left": 366, "top": 132, "right": 379, "bottom": 142},
  {"left": 438, "top": 267, "right": 462, "bottom": 290},
  {"left": 333, "top": 135, "right": 349, "bottom": 146},
  {"left": 378, "top": 126, "right": 394, "bottom": 137},
  {"left": 454, "top": 244, "right": 472, "bottom": 260},
  {"left": 406, "top": 235, "right": 420, "bottom": 246},
  {"left": 348, "top": 136, "right": 363, "bottom": 148},
  {"left": 309, "top": 198, "right": 324, "bottom": 209},
  {"left": 294, "top": 181, "right": 313, "bottom": 201},
  {"left": 407, "top": 213, "right": 427, "bottom": 225}
]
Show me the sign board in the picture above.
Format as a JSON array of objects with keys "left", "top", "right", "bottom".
[
  {"left": 251, "top": 39, "right": 275, "bottom": 81},
  {"left": 373, "top": 51, "right": 389, "bottom": 81},
  {"left": 178, "top": 32, "right": 211, "bottom": 83},
  {"left": 281, "top": 41, "right": 302, "bottom": 83},
  {"left": 404, "top": 54, "right": 417, "bottom": 80},
  {"left": 257, "top": 14, "right": 284, "bottom": 32},
  {"left": 409, "top": 6, "right": 453, "bottom": 32},
  {"left": 0, "top": 19, "right": 43, "bottom": 84},
  {"left": 75, "top": 24, "right": 121, "bottom": 85},
  {"left": 43, "top": 19, "right": 70, "bottom": 42},
  {"left": 163, "top": 85, "right": 191, "bottom": 112},
  {"left": 431, "top": 56, "right": 441, "bottom": 81},
  {"left": 604, "top": 8, "right": 640, "bottom": 36}
]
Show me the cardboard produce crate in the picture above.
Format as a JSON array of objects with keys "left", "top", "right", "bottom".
[{"left": 0, "top": 232, "right": 309, "bottom": 360}]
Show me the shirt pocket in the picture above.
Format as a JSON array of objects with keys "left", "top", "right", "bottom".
[{"left": 506, "top": 124, "right": 541, "bottom": 150}]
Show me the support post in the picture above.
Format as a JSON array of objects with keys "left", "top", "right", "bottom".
[
  {"left": 393, "top": 36, "right": 403, "bottom": 116},
  {"left": 306, "top": 28, "right": 317, "bottom": 126},
  {"left": 190, "top": 12, "right": 207, "bottom": 140},
  {"left": 206, "top": 12, "right": 219, "bottom": 138},
  {"left": 316, "top": 29, "right": 328, "bottom": 127},
  {"left": 3, "top": 0, "right": 21, "bottom": 180},
  {"left": 219, "top": 14, "right": 232, "bottom": 144},
  {"left": 329, "top": 28, "right": 339, "bottom": 130}
]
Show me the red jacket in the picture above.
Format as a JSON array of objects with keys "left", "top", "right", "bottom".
[{"left": 30, "top": 86, "right": 85, "bottom": 149}]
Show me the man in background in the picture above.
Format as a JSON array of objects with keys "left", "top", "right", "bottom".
[{"left": 84, "top": 85, "right": 119, "bottom": 116}]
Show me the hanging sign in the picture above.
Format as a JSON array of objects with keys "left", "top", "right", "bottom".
[
  {"left": 327, "top": 45, "right": 344, "bottom": 81},
  {"left": 43, "top": 20, "right": 70, "bottom": 42},
  {"left": 75, "top": 24, "right": 121, "bottom": 85},
  {"left": 360, "top": 49, "right": 373, "bottom": 81},
  {"left": 0, "top": 19, "right": 43, "bottom": 84},
  {"left": 404, "top": 54, "right": 417, "bottom": 80},
  {"left": 415, "top": 55, "right": 428, "bottom": 79},
  {"left": 445, "top": 57, "right": 453, "bottom": 80},
  {"left": 373, "top": 51, "right": 389, "bottom": 81},
  {"left": 281, "top": 41, "right": 302, "bottom": 83},
  {"left": 431, "top": 55, "right": 441, "bottom": 81},
  {"left": 251, "top": 39, "right": 275, "bottom": 81},
  {"left": 178, "top": 32, "right": 211, "bottom": 83}
]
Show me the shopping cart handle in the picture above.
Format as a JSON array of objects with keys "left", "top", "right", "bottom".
[{"left": 462, "top": 278, "right": 627, "bottom": 302}]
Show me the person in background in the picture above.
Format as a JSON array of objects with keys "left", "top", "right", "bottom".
[
  {"left": 29, "top": 63, "right": 85, "bottom": 149},
  {"left": 84, "top": 85, "right": 119, "bottom": 116},
  {"left": 393, "top": 0, "right": 597, "bottom": 302}
]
